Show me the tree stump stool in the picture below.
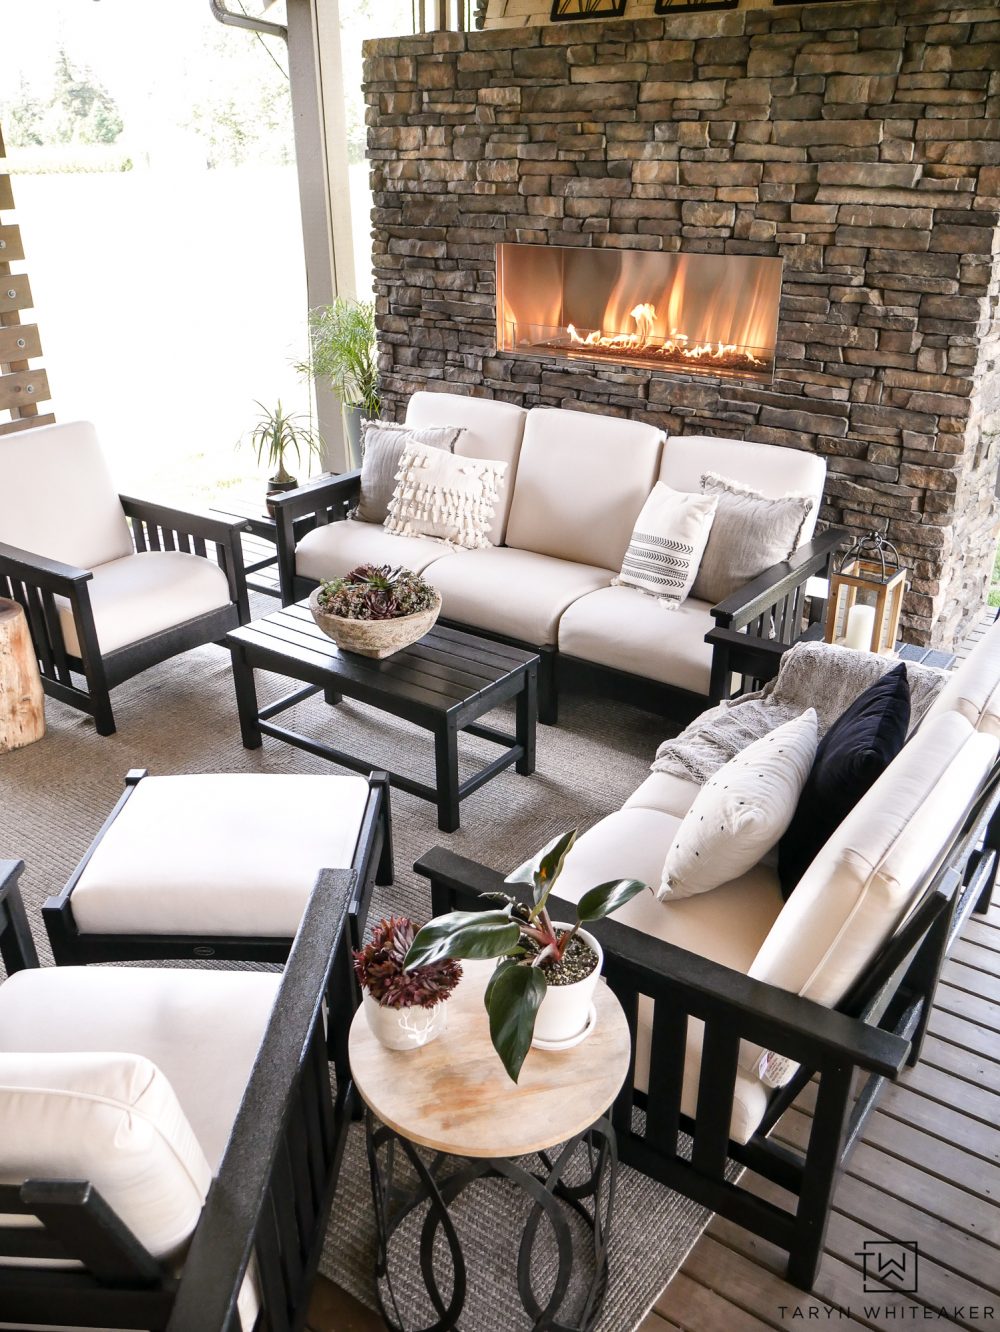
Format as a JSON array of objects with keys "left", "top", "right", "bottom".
[{"left": 0, "top": 598, "right": 45, "bottom": 752}]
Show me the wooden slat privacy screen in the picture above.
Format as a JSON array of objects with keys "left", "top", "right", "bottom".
[{"left": 0, "top": 123, "right": 53, "bottom": 436}]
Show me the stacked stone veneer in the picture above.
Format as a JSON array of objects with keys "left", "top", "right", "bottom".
[{"left": 363, "top": 0, "right": 1000, "bottom": 647}]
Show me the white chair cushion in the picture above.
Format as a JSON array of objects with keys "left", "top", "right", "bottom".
[
  {"left": 70, "top": 774, "right": 371, "bottom": 937},
  {"left": 425, "top": 546, "right": 614, "bottom": 646},
  {"left": 660, "top": 436, "right": 826, "bottom": 545},
  {"left": 556, "top": 806, "right": 783, "bottom": 1145},
  {"left": 925, "top": 614, "right": 1000, "bottom": 737},
  {"left": 558, "top": 585, "right": 715, "bottom": 696},
  {"left": 405, "top": 391, "right": 527, "bottom": 545},
  {"left": 660, "top": 710, "right": 818, "bottom": 901},
  {"left": 0, "top": 967, "right": 280, "bottom": 1172},
  {"left": 58, "top": 551, "right": 232, "bottom": 657},
  {"left": 0, "top": 1051, "right": 211, "bottom": 1262},
  {"left": 0, "top": 420, "right": 133, "bottom": 571},
  {"left": 623, "top": 771, "right": 701, "bottom": 821},
  {"left": 296, "top": 517, "right": 454, "bottom": 583},
  {"left": 504, "top": 408, "right": 664, "bottom": 570},
  {"left": 747, "top": 712, "right": 998, "bottom": 1060}
]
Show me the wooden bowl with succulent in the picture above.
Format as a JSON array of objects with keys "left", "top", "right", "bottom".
[{"left": 308, "top": 563, "right": 442, "bottom": 659}]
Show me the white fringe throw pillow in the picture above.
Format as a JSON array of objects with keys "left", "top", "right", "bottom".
[
  {"left": 613, "top": 482, "right": 719, "bottom": 607},
  {"left": 385, "top": 442, "right": 507, "bottom": 550}
]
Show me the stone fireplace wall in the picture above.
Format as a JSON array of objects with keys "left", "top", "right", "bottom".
[{"left": 363, "top": 0, "right": 1000, "bottom": 648}]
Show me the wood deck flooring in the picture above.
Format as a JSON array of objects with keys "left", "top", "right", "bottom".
[{"left": 310, "top": 609, "right": 1000, "bottom": 1332}]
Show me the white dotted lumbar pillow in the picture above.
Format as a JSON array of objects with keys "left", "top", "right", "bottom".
[{"left": 659, "top": 709, "right": 819, "bottom": 901}]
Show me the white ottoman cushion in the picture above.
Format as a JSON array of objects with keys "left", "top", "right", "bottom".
[{"left": 71, "top": 774, "right": 371, "bottom": 938}]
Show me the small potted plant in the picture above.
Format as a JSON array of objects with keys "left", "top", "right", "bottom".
[
  {"left": 298, "top": 299, "right": 380, "bottom": 468},
  {"left": 405, "top": 830, "right": 649, "bottom": 1082},
  {"left": 309, "top": 563, "right": 442, "bottom": 658},
  {"left": 354, "top": 915, "right": 462, "bottom": 1050},
  {"left": 241, "top": 399, "right": 321, "bottom": 511}
]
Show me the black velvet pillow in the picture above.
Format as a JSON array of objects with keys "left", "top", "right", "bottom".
[{"left": 777, "top": 663, "right": 911, "bottom": 900}]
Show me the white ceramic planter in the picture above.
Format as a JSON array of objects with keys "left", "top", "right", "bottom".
[
  {"left": 531, "top": 926, "right": 603, "bottom": 1048},
  {"left": 362, "top": 991, "right": 448, "bottom": 1051}
]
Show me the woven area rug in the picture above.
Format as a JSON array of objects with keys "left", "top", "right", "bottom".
[{"left": 0, "top": 608, "right": 717, "bottom": 1330}]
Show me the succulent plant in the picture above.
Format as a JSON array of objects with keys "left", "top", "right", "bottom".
[
  {"left": 354, "top": 915, "right": 462, "bottom": 1010},
  {"left": 317, "top": 564, "right": 437, "bottom": 622},
  {"left": 405, "top": 830, "right": 649, "bottom": 1082}
]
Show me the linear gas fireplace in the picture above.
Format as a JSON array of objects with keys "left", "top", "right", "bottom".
[{"left": 496, "top": 244, "right": 783, "bottom": 385}]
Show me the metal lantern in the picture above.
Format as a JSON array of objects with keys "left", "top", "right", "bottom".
[{"left": 824, "top": 532, "right": 908, "bottom": 655}]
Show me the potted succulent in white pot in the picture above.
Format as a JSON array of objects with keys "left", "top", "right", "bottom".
[
  {"left": 354, "top": 915, "right": 462, "bottom": 1051},
  {"left": 309, "top": 563, "right": 442, "bottom": 659},
  {"left": 404, "top": 830, "right": 650, "bottom": 1082},
  {"left": 299, "top": 299, "right": 380, "bottom": 469}
]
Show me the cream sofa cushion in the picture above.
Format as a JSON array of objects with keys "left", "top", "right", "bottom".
[
  {"left": 405, "top": 391, "right": 527, "bottom": 545},
  {"left": 558, "top": 586, "right": 715, "bottom": 695},
  {"left": 57, "top": 552, "right": 232, "bottom": 658},
  {"left": 0, "top": 420, "right": 134, "bottom": 571},
  {"left": 504, "top": 408, "right": 664, "bottom": 570},
  {"left": 925, "top": 614, "right": 1000, "bottom": 738},
  {"left": 0, "top": 1052, "right": 211, "bottom": 1263},
  {"left": 624, "top": 771, "right": 701, "bottom": 821},
  {"left": 748, "top": 712, "right": 998, "bottom": 1041},
  {"left": 295, "top": 517, "right": 455, "bottom": 582},
  {"left": 0, "top": 967, "right": 279, "bottom": 1172},
  {"left": 660, "top": 435, "right": 825, "bottom": 545},
  {"left": 556, "top": 806, "right": 783, "bottom": 1145},
  {"left": 660, "top": 711, "right": 818, "bottom": 901},
  {"left": 70, "top": 774, "right": 370, "bottom": 938},
  {"left": 425, "top": 546, "right": 613, "bottom": 646}
]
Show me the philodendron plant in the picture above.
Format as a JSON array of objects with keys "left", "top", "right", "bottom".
[{"left": 405, "top": 830, "right": 648, "bottom": 1082}]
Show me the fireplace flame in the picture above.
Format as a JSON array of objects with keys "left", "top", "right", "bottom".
[{"left": 568, "top": 302, "right": 766, "bottom": 368}]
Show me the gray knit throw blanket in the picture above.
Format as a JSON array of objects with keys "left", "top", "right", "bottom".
[{"left": 652, "top": 640, "right": 949, "bottom": 785}]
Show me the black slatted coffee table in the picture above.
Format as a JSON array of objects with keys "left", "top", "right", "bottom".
[{"left": 225, "top": 602, "right": 538, "bottom": 831}]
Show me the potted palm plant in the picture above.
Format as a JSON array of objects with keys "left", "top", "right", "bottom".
[
  {"left": 241, "top": 399, "right": 321, "bottom": 511},
  {"left": 404, "top": 830, "right": 649, "bottom": 1082},
  {"left": 299, "top": 299, "right": 380, "bottom": 468}
]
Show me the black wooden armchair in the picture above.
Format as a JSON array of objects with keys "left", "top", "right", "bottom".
[
  {"left": 0, "top": 858, "right": 359, "bottom": 1332},
  {"left": 414, "top": 759, "right": 1000, "bottom": 1291},
  {"left": 0, "top": 421, "right": 250, "bottom": 736}
]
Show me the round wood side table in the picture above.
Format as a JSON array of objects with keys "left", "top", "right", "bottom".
[{"left": 349, "top": 964, "right": 631, "bottom": 1332}]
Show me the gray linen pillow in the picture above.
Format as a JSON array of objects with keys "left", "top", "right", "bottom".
[
  {"left": 690, "top": 471, "right": 814, "bottom": 605},
  {"left": 352, "top": 420, "right": 464, "bottom": 525}
]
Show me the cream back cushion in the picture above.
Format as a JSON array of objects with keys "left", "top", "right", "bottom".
[
  {"left": 505, "top": 408, "right": 664, "bottom": 570},
  {"left": 744, "top": 712, "right": 997, "bottom": 1077},
  {"left": 0, "top": 1051, "right": 211, "bottom": 1262},
  {"left": 659, "top": 436, "right": 825, "bottom": 545},
  {"left": 925, "top": 614, "right": 1000, "bottom": 738},
  {"left": 405, "top": 391, "right": 527, "bottom": 545},
  {"left": 0, "top": 420, "right": 133, "bottom": 571}
]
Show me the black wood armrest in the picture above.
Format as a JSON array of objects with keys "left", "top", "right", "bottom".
[
  {"left": 165, "top": 867, "right": 356, "bottom": 1332},
  {"left": 267, "top": 470, "right": 362, "bottom": 522},
  {"left": 711, "top": 528, "right": 845, "bottom": 631},
  {"left": 0, "top": 860, "right": 40, "bottom": 974},
  {"left": 0, "top": 541, "right": 92, "bottom": 591},
  {"left": 414, "top": 847, "right": 909, "bottom": 1078},
  {"left": 118, "top": 496, "right": 249, "bottom": 545}
]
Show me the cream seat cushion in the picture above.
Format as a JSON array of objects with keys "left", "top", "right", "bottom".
[
  {"left": 504, "top": 408, "right": 664, "bottom": 570},
  {"left": 0, "top": 420, "right": 133, "bottom": 572},
  {"left": 925, "top": 614, "right": 1000, "bottom": 737},
  {"left": 556, "top": 807, "right": 783, "bottom": 1144},
  {"left": 0, "top": 1051, "right": 211, "bottom": 1262},
  {"left": 660, "top": 435, "right": 826, "bottom": 544},
  {"left": 404, "top": 391, "right": 527, "bottom": 545},
  {"left": 70, "top": 774, "right": 371, "bottom": 937},
  {"left": 426, "top": 546, "right": 614, "bottom": 646},
  {"left": 744, "top": 712, "right": 998, "bottom": 1079},
  {"left": 624, "top": 771, "right": 701, "bottom": 821},
  {"left": 558, "top": 586, "right": 715, "bottom": 695},
  {"left": 295, "top": 517, "right": 454, "bottom": 583},
  {"left": 58, "top": 552, "right": 232, "bottom": 658},
  {"left": 0, "top": 967, "right": 280, "bottom": 1172}
]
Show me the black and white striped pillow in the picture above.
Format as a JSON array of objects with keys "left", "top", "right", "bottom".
[{"left": 614, "top": 482, "right": 719, "bottom": 607}]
